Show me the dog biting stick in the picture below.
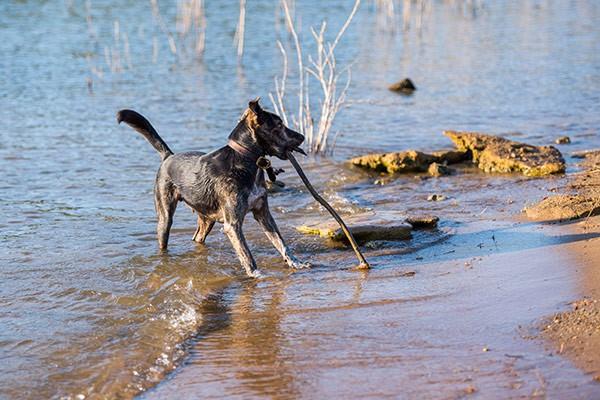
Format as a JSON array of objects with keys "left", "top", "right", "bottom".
[{"left": 286, "top": 151, "right": 370, "bottom": 270}]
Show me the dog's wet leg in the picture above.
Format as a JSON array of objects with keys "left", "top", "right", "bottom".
[
  {"left": 192, "top": 216, "right": 215, "bottom": 244},
  {"left": 223, "top": 216, "right": 260, "bottom": 278},
  {"left": 252, "top": 197, "right": 310, "bottom": 269},
  {"left": 155, "top": 182, "right": 178, "bottom": 251}
]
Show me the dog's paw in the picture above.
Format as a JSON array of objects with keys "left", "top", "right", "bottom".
[
  {"left": 289, "top": 260, "right": 312, "bottom": 270},
  {"left": 248, "top": 269, "right": 264, "bottom": 279}
]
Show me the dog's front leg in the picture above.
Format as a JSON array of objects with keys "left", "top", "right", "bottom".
[
  {"left": 252, "top": 198, "right": 310, "bottom": 270},
  {"left": 223, "top": 218, "right": 261, "bottom": 278}
]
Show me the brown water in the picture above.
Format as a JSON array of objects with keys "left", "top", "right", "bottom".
[{"left": 1, "top": 1, "right": 600, "bottom": 399}]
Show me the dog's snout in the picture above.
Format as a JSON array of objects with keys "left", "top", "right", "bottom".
[{"left": 286, "top": 128, "right": 305, "bottom": 144}]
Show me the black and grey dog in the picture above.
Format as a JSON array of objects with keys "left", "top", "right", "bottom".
[{"left": 117, "top": 99, "right": 310, "bottom": 277}]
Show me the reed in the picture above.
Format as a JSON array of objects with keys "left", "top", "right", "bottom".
[
  {"left": 177, "top": 0, "right": 207, "bottom": 58},
  {"left": 234, "top": 0, "right": 246, "bottom": 58},
  {"left": 150, "top": 0, "right": 178, "bottom": 57},
  {"left": 272, "top": 0, "right": 360, "bottom": 155}
]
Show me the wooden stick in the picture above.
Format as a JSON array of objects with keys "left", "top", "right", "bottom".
[{"left": 287, "top": 152, "right": 370, "bottom": 270}]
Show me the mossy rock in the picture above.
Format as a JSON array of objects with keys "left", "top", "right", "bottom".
[{"left": 444, "top": 130, "right": 565, "bottom": 177}]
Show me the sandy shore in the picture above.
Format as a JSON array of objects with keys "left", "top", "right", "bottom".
[
  {"left": 139, "top": 216, "right": 600, "bottom": 399},
  {"left": 541, "top": 215, "right": 600, "bottom": 380},
  {"left": 522, "top": 150, "right": 600, "bottom": 381}
]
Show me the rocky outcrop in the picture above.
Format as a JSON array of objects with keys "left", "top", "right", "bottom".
[
  {"left": 444, "top": 130, "right": 565, "bottom": 177},
  {"left": 350, "top": 132, "right": 565, "bottom": 178},
  {"left": 349, "top": 151, "right": 438, "bottom": 174},
  {"left": 350, "top": 149, "right": 467, "bottom": 174}
]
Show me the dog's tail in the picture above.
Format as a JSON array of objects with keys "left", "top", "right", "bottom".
[{"left": 117, "top": 109, "right": 173, "bottom": 160}]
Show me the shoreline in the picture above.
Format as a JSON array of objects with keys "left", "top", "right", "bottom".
[
  {"left": 140, "top": 212, "right": 600, "bottom": 398},
  {"left": 525, "top": 150, "right": 600, "bottom": 380}
]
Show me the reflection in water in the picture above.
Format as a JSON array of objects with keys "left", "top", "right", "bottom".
[{"left": 1, "top": 0, "right": 600, "bottom": 398}]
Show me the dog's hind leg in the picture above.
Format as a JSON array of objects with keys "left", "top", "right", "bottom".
[
  {"left": 252, "top": 197, "right": 310, "bottom": 270},
  {"left": 192, "top": 216, "right": 215, "bottom": 244},
  {"left": 154, "top": 181, "right": 178, "bottom": 251}
]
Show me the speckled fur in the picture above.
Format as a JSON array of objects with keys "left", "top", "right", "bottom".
[{"left": 117, "top": 100, "right": 309, "bottom": 277}]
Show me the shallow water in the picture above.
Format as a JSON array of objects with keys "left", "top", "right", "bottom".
[{"left": 1, "top": 1, "right": 599, "bottom": 399}]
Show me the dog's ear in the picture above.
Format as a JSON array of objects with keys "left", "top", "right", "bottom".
[{"left": 248, "top": 98, "right": 264, "bottom": 118}]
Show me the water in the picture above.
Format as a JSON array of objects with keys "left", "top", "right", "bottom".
[{"left": 1, "top": 1, "right": 599, "bottom": 398}]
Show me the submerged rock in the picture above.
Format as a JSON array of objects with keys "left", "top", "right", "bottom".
[
  {"left": 297, "top": 212, "right": 412, "bottom": 244},
  {"left": 444, "top": 130, "right": 565, "bottom": 176},
  {"left": 389, "top": 78, "right": 416, "bottom": 94}
]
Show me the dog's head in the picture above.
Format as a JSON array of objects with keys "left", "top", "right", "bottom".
[{"left": 244, "top": 98, "right": 305, "bottom": 160}]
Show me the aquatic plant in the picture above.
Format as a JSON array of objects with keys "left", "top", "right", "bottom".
[
  {"left": 270, "top": 0, "right": 361, "bottom": 155},
  {"left": 234, "top": 0, "right": 246, "bottom": 58}
]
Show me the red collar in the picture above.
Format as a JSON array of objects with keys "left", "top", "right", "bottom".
[{"left": 228, "top": 139, "right": 262, "bottom": 159}]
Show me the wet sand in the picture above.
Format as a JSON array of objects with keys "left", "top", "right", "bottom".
[{"left": 141, "top": 217, "right": 600, "bottom": 399}]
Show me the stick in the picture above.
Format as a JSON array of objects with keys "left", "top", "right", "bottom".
[{"left": 287, "top": 152, "right": 370, "bottom": 270}]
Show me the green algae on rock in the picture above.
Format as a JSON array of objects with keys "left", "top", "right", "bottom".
[{"left": 444, "top": 130, "right": 565, "bottom": 176}]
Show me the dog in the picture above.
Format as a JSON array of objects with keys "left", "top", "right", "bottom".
[{"left": 117, "top": 99, "right": 310, "bottom": 277}]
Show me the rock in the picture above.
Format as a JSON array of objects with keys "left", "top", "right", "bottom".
[
  {"left": 405, "top": 215, "right": 439, "bottom": 229},
  {"left": 432, "top": 149, "right": 469, "bottom": 164},
  {"left": 388, "top": 78, "right": 416, "bottom": 94},
  {"left": 427, "top": 194, "right": 446, "bottom": 202},
  {"left": 555, "top": 136, "right": 571, "bottom": 144},
  {"left": 350, "top": 148, "right": 468, "bottom": 175},
  {"left": 296, "top": 212, "right": 412, "bottom": 244},
  {"left": 428, "top": 162, "right": 452, "bottom": 177},
  {"left": 572, "top": 149, "right": 600, "bottom": 159},
  {"left": 350, "top": 150, "right": 438, "bottom": 174},
  {"left": 444, "top": 130, "right": 565, "bottom": 177},
  {"left": 525, "top": 194, "right": 600, "bottom": 221}
]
